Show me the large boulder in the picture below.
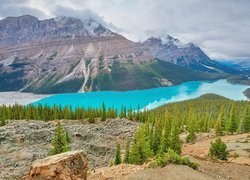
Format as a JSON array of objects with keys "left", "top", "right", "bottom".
[{"left": 26, "top": 150, "right": 88, "bottom": 180}]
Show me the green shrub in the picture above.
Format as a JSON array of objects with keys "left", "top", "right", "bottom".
[
  {"left": 209, "top": 138, "right": 229, "bottom": 160},
  {"left": 155, "top": 149, "right": 199, "bottom": 169}
]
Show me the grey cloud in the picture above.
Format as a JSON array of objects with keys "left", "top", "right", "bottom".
[
  {"left": 53, "top": 6, "right": 104, "bottom": 23},
  {"left": 0, "top": 0, "right": 249, "bottom": 61},
  {"left": 52, "top": 5, "right": 120, "bottom": 32},
  {"left": 0, "top": 0, "right": 46, "bottom": 19}
]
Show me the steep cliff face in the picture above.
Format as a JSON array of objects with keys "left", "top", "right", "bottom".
[{"left": 0, "top": 15, "right": 226, "bottom": 93}]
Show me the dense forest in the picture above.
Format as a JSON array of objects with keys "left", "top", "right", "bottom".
[{"left": 116, "top": 94, "right": 250, "bottom": 166}]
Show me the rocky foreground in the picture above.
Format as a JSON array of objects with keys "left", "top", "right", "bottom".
[
  {"left": 0, "top": 119, "right": 137, "bottom": 179},
  {"left": 1, "top": 119, "right": 250, "bottom": 180}
]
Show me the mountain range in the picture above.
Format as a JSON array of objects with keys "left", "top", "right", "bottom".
[{"left": 0, "top": 15, "right": 239, "bottom": 94}]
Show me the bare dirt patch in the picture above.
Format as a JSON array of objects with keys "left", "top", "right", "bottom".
[{"left": 182, "top": 133, "right": 250, "bottom": 165}]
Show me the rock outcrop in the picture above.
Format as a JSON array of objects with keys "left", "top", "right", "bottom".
[{"left": 26, "top": 151, "right": 88, "bottom": 180}]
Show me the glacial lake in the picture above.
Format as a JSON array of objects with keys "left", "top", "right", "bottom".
[{"left": 33, "top": 79, "right": 249, "bottom": 111}]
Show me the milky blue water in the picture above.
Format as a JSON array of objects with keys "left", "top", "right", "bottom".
[{"left": 32, "top": 80, "right": 249, "bottom": 111}]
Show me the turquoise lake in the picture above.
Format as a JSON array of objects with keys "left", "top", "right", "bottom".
[{"left": 33, "top": 79, "right": 249, "bottom": 111}]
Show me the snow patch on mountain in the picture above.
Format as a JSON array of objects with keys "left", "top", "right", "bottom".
[{"left": 202, "top": 64, "right": 216, "bottom": 70}]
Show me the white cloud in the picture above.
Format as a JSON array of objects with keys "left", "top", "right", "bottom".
[{"left": 0, "top": 0, "right": 250, "bottom": 61}]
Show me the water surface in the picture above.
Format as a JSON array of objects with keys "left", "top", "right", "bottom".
[{"left": 33, "top": 80, "right": 249, "bottom": 111}]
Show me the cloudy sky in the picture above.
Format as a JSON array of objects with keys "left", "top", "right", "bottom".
[{"left": 0, "top": 0, "right": 250, "bottom": 61}]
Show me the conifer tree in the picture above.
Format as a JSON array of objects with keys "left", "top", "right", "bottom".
[
  {"left": 158, "top": 112, "right": 171, "bottom": 154},
  {"left": 148, "top": 123, "right": 154, "bottom": 150},
  {"left": 219, "top": 108, "right": 226, "bottom": 131},
  {"left": 101, "top": 102, "right": 106, "bottom": 121},
  {"left": 123, "top": 139, "right": 130, "bottom": 163},
  {"left": 114, "top": 143, "right": 121, "bottom": 165},
  {"left": 228, "top": 105, "right": 237, "bottom": 134},
  {"left": 152, "top": 118, "right": 162, "bottom": 154},
  {"left": 186, "top": 116, "right": 196, "bottom": 143},
  {"left": 242, "top": 107, "right": 250, "bottom": 133},
  {"left": 170, "top": 120, "right": 182, "bottom": 154},
  {"left": 49, "top": 123, "right": 71, "bottom": 155},
  {"left": 130, "top": 125, "right": 152, "bottom": 165},
  {"left": 215, "top": 119, "right": 223, "bottom": 136}
]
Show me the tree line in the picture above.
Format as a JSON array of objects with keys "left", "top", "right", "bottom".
[{"left": 0, "top": 103, "right": 148, "bottom": 126}]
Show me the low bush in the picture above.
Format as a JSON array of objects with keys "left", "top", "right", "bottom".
[
  {"left": 209, "top": 138, "right": 229, "bottom": 160},
  {"left": 155, "top": 149, "right": 199, "bottom": 169}
]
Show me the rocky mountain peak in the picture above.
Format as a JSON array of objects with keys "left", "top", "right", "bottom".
[
  {"left": 143, "top": 35, "right": 186, "bottom": 49},
  {"left": 0, "top": 15, "right": 114, "bottom": 46},
  {"left": 143, "top": 37, "right": 163, "bottom": 46}
]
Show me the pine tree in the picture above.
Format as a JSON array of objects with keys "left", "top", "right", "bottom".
[
  {"left": 215, "top": 119, "right": 223, "bottom": 136},
  {"left": 219, "top": 108, "right": 226, "bottom": 131},
  {"left": 49, "top": 123, "right": 71, "bottom": 155},
  {"left": 101, "top": 102, "right": 106, "bottom": 121},
  {"left": 130, "top": 125, "right": 152, "bottom": 165},
  {"left": 151, "top": 118, "right": 162, "bottom": 154},
  {"left": 186, "top": 116, "right": 196, "bottom": 143},
  {"left": 158, "top": 112, "right": 171, "bottom": 153},
  {"left": 209, "top": 138, "right": 229, "bottom": 160},
  {"left": 170, "top": 120, "right": 182, "bottom": 155},
  {"left": 123, "top": 139, "right": 130, "bottom": 163},
  {"left": 228, "top": 105, "right": 237, "bottom": 134},
  {"left": 114, "top": 143, "right": 121, "bottom": 165},
  {"left": 242, "top": 107, "right": 250, "bottom": 133}
]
